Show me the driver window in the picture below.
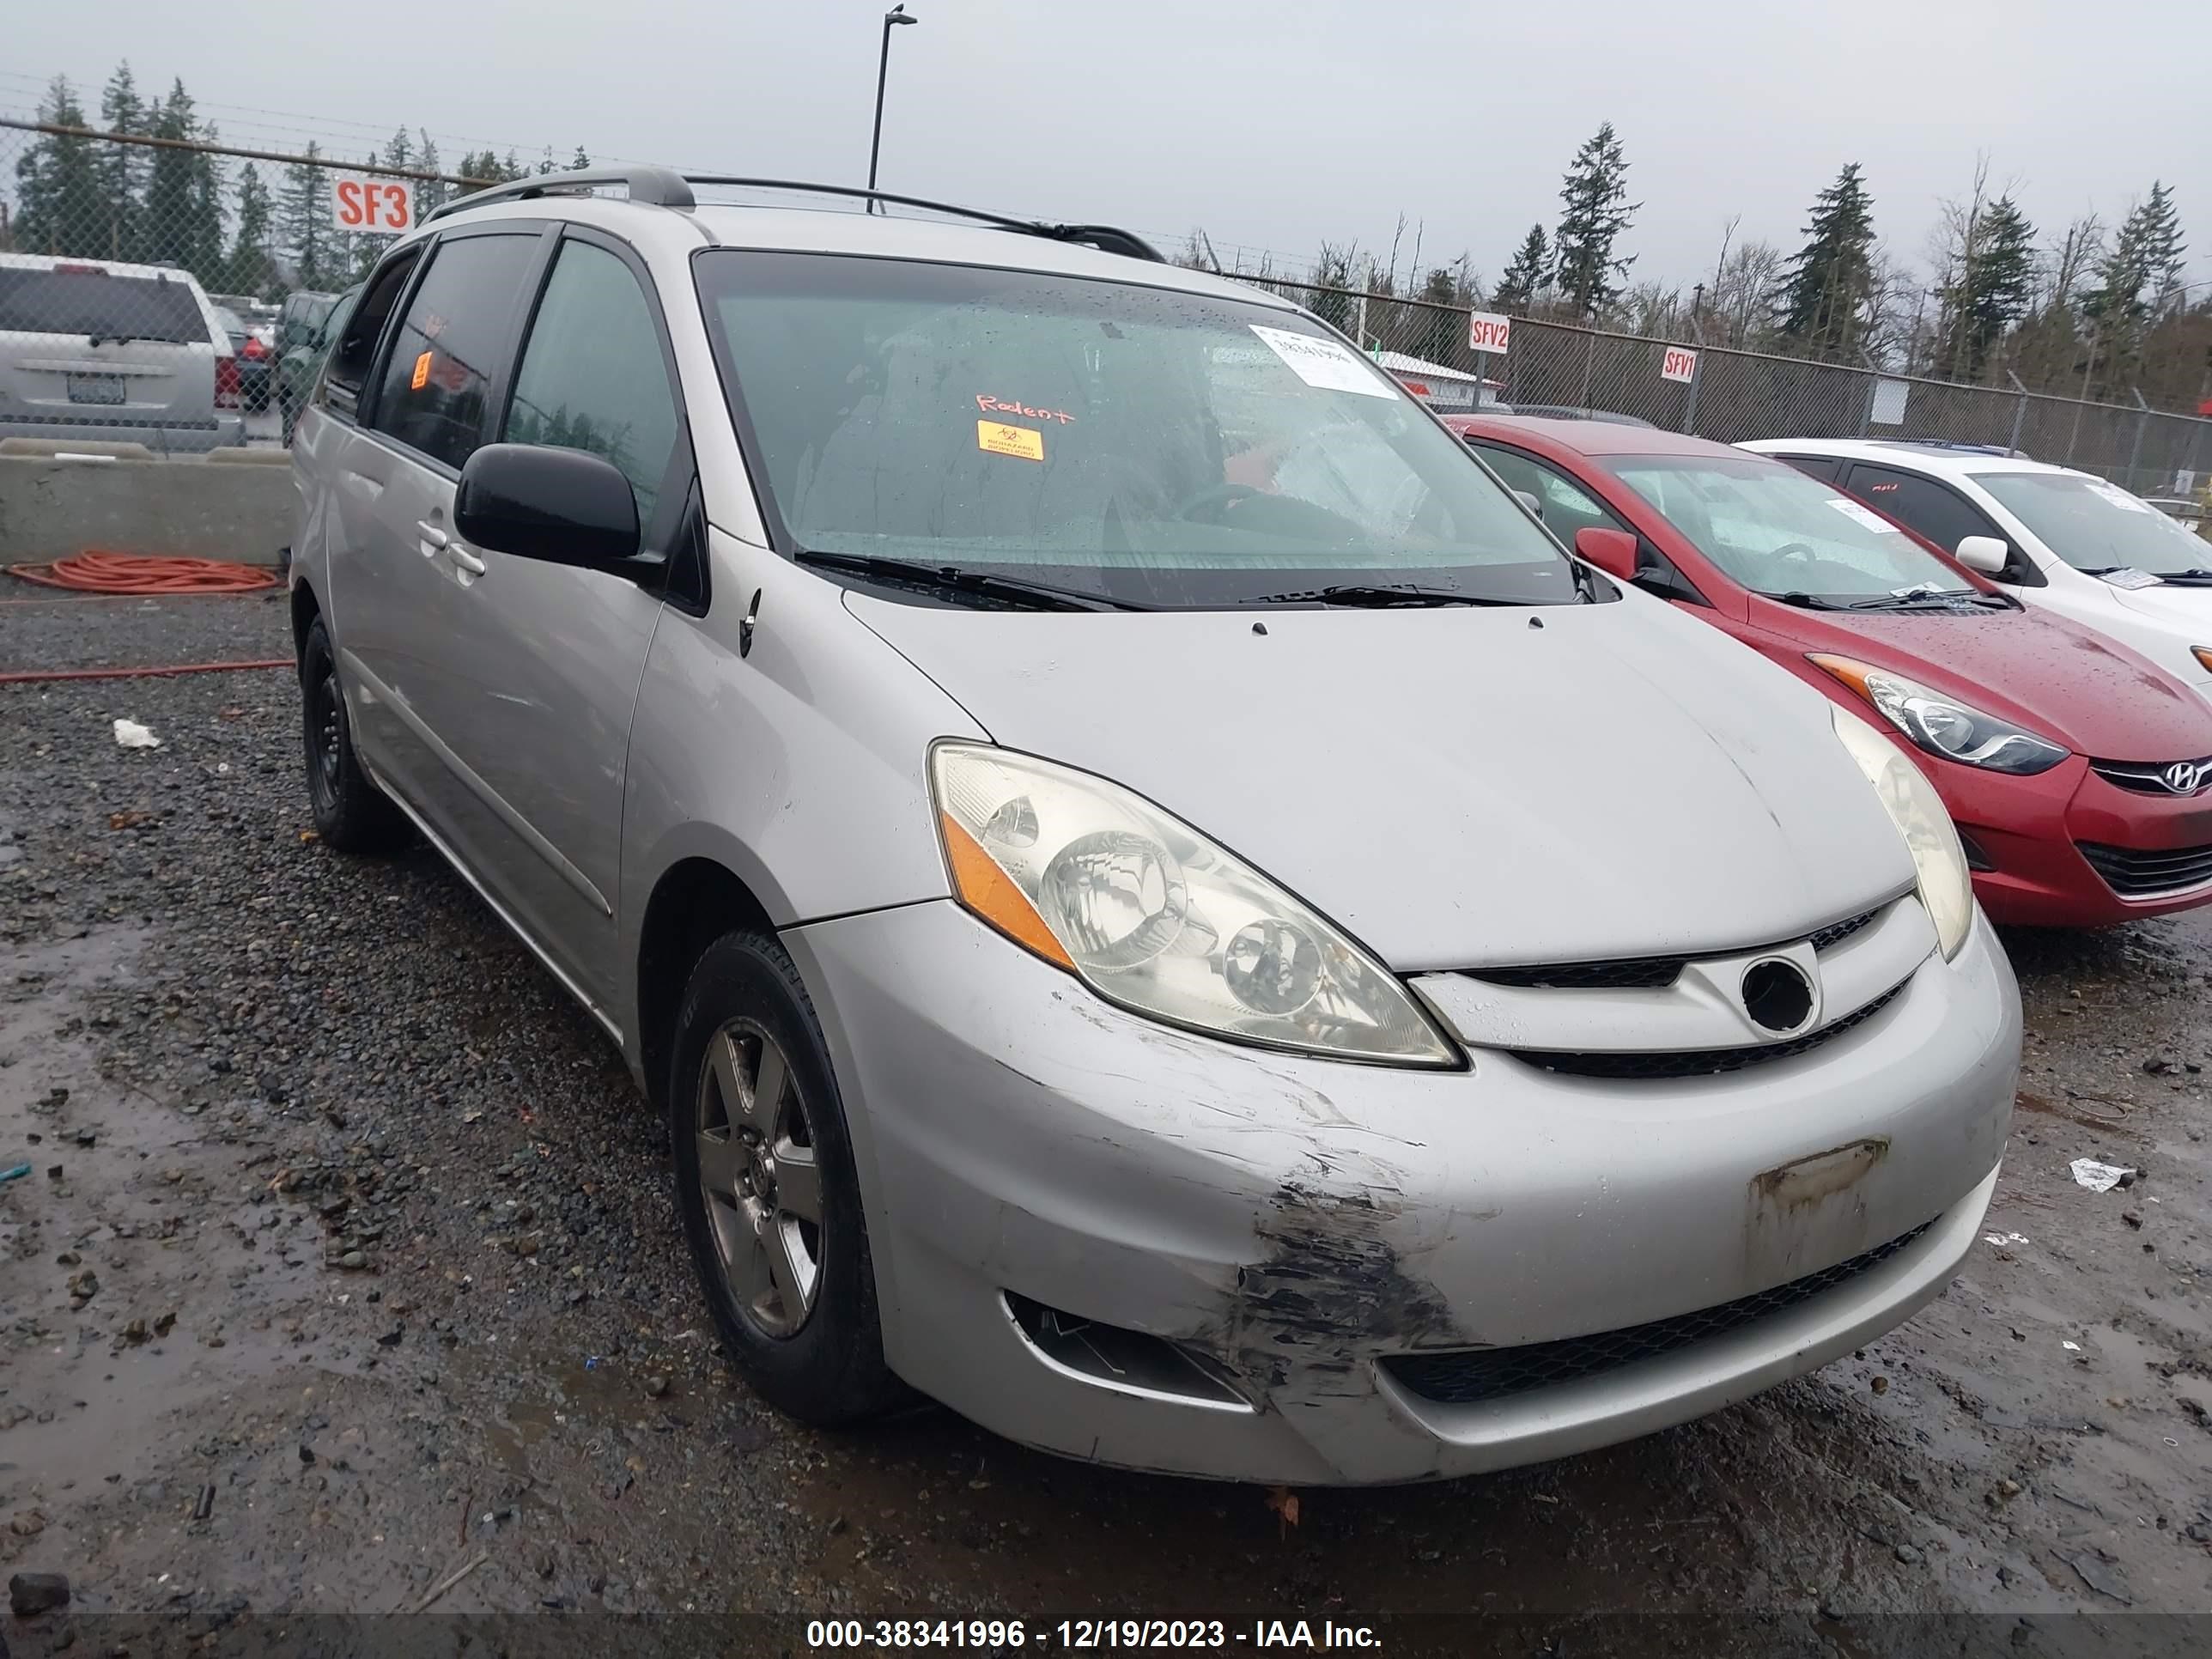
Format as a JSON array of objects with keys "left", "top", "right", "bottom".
[{"left": 1470, "top": 443, "right": 1629, "bottom": 544}]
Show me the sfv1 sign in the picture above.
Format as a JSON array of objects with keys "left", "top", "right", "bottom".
[
  {"left": 1468, "top": 312, "right": 1511, "bottom": 354},
  {"left": 331, "top": 176, "right": 416, "bottom": 234},
  {"left": 1661, "top": 346, "right": 1698, "bottom": 384}
]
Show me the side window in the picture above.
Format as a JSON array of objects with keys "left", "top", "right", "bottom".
[
  {"left": 1469, "top": 443, "right": 1629, "bottom": 544},
  {"left": 502, "top": 240, "right": 682, "bottom": 526},
  {"left": 1774, "top": 453, "right": 1842, "bottom": 483},
  {"left": 325, "top": 249, "right": 421, "bottom": 419},
  {"left": 372, "top": 233, "right": 541, "bottom": 471},
  {"left": 1844, "top": 465, "right": 2001, "bottom": 554}
]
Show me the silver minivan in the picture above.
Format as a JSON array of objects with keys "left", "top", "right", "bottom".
[
  {"left": 0, "top": 252, "right": 241, "bottom": 452},
  {"left": 290, "top": 170, "right": 2020, "bottom": 1486}
]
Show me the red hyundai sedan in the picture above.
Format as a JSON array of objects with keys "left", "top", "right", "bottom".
[{"left": 1447, "top": 416, "right": 2212, "bottom": 927}]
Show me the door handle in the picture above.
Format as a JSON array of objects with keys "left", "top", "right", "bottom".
[
  {"left": 416, "top": 520, "right": 448, "bottom": 552},
  {"left": 448, "top": 545, "right": 487, "bottom": 576}
]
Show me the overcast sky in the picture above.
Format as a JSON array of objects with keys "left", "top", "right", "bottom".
[{"left": 12, "top": 0, "right": 2209, "bottom": 293}]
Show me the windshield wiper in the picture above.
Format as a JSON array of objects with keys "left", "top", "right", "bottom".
[
  {"left": 1845, "top": 590, "right": 2003, "bottom": 611},
  {"left": 793, "top": 550, "right": 1149, "bottom": 611},
  {"left": 1771, "top": 591, "right": 1855, "bottom": 611},
  {"left": 2154, "top": 568, "right": 2212, "bottom": 586},
  {"left": 1259, "top": 582, "right": 1532, "bottom": 608}
]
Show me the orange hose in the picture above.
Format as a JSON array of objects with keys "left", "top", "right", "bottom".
[
  {"left": 0, "top": 659, "right": 294, "bottom": 686},
  {"left": 6, "top": 552, "right": 281, "bottom": 593}
]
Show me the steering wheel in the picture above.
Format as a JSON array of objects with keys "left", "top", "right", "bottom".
[{"left": 1175, "top": 481, "right": 1264, "bottom": 523}]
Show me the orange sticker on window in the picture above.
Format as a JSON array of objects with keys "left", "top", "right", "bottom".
[
  {"left": 410, "top": 350, "right": 432, "bottom": 392},
  {"left": 977, "top": 420, "right": 1043, "bottom": 462}
]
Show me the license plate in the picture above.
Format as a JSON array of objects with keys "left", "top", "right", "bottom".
[{"left": 66, "top": 374, "right": 127, "bottom": 405}]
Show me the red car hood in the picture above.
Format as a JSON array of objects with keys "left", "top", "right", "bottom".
[{"left": 1747, "top": 597, "right": 2212, "bottom": 764}]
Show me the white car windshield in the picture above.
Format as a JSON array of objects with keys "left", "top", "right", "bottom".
[
  {"left": 1608, "top": 454, "right": 1978, "bottom": 601},
  {"left": 1978, "top": 472, "right": 2212, "bottom": 578},
  {"left": 696, "top": 251, "right": 1577, "bottom": 609}
]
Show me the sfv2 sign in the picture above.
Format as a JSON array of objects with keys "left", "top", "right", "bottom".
[{"left": 1468, "top": 312, "right": 1512, "bottom": 354}]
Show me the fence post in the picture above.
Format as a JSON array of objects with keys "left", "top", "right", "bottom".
[
  {"left": 1682, "top": 314, "right": 1706, "bottom": 436},
  {"left": 2127, "top": 389, "right": 2151, "bottom": 490},
  {"left": 1579, "top": 329, "right": 1596, "bottom": 409},
  {"left": 2006, "top": 372, "right": 2029, "bottom": 455}
]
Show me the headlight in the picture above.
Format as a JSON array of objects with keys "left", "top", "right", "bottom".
[
  {"left": 1810, "top": 655, "right": 2068, "bottom": 775},
  {"left": 1831, "top": 706, "right": 1975, "bottom": 960},
  {"left": 930, "top": 744, "right": 1458, "bottom": 1066}
]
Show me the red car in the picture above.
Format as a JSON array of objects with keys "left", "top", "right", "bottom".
[{"left": 1447, "top": 416, "right": 2212, "bottom": 927}]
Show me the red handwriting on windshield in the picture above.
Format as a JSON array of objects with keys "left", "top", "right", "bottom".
[{"left": 976, "top": 395, "right": 1076, "bottom": 425}]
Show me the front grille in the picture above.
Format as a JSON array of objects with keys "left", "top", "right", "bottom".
[
  {"left": 1466, "top": 908, "right": 1881, "bottom": 993},
  {"left": 1468, "top": 954, "right": 1683, "bottom": 991},
  {"left": 2090, "top": 757, "right": 2212, "bottom": 797},
  {"left": 1507, "top": 981, "right": 1902, "bottom": 1079},
  {"left": 2078, "top": 840, "right": 2212, "bottom": 897},
  {"left": 1382, "top": 1219, "right": 1936, "bottom": 1406},
  {"left": 1807, "top": 908, "right": 1878, "bottom": 951}
]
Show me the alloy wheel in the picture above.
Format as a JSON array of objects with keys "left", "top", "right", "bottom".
[{"left": 694, "top": 1019, "right": 824, "bottom": 1337}]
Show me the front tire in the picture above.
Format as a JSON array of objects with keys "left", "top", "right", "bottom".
[
  {"left": 299, "top": 617, "right": 406, "bottom": 854},
  {"left": 669, "top": 932, "right": 898, "bottom": 1425}
]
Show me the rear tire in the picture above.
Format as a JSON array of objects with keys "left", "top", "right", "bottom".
[
  {"left": 300, "top": 617, "right": 406, "bottom": 854},
  {"left": 669, "top": 931, "right": 900, "bottom": 1425}
]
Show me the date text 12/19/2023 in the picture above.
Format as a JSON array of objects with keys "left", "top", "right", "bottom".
[{"left": 805, "top": 1619, "right": 1384, "bottom": 1649}]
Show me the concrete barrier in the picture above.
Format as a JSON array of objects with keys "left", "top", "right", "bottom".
[{"left": 0, "top": 449, "right": 294, "bottom": 565}]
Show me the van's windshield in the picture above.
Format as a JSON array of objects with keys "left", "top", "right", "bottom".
[{"left": 696, "top": 251, "right": 1577, "bottom": 609}]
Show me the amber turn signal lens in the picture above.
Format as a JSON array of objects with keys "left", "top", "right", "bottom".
[
  {"left": 2193, "top": 647, "right": 2212, "bottom": 675},
  {"left": 940, "top": 812, "right": 1074, "bottom": 971}
]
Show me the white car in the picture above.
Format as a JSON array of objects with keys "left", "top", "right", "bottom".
[{"left": 1741, "top": 440, "right": 2212, "bottom": 704}]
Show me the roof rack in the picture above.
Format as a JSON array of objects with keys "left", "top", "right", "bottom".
[
  {"left": 670, "top": 175, "right": 1164, "bottom": 262},
  {"left": 428, "top": 168, "right": 1164, "bottom": 264},
  {"left": 425, "top": 165, "right": 696, "bottom": 222}
]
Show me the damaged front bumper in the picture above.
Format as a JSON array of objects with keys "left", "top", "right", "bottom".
[{"left": 786, "top": 900, "right": 2019, "bottom": 1486}]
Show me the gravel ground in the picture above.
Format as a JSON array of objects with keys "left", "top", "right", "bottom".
[{"left": 4, "top": 594, "right": 2212, "bottom": 1653}]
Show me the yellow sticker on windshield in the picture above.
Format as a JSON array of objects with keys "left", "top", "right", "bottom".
[{"left": 977, "top": 420, "right": 1043, "bottom": 462}]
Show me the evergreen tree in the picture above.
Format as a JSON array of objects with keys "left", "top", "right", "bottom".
[
  {"left": 141, "top": 79, "right": 223, "bottom": 283},
  {"left": 1771, "top": 162, "right": 1877, "bottom": 358},
  {"left": 414, "top": 131, "right": 447, "bottom": 218},
  {"left": 11, "top": 77, "right": 106, "bottom": 258},
  {"left": 1936, "top": 193, "right": 2037, "bottom": 379},
  {"left": 1551, "top": 123, "right": 1638, "bottom": 319},
  {"left": 2083, "top": 184, "right": 2188, "bottom": 385},
  {"left": 225, "top": 162, "right": 278, "bottom": 297},
  {"left": 1492, "top": 223, "right": 1549, "bottom": 313},
  {"left": 282, "top": 142, "right": 332, "bottom": 290},
  {"left": 95, "top": 61, "right": 147, "bottom": 261}
]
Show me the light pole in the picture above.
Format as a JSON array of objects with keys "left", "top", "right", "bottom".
[{"left": 868, "top": 5, "right": 920, "bottom": 206}]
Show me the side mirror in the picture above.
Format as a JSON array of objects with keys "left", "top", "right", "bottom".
[
  {"left": 1512, "top": 489, "right": 1543, "bottom": 520},
  {"left": 455, "top": 443, "right": 641, "bottom": 571},
  {"left": 1954, "top": 534, "right": 2009, "bottom": 575},
  {"left": 1574, "top": 526, "right": 1640, "bottom": 584}
]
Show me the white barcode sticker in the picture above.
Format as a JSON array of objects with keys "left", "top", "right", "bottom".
[
  {"left": 1249, "top": 326, "right": 1399, "bottom": 399},
  {"left": 1826, "top": 496, "right": 1902, "bottom": 534}
]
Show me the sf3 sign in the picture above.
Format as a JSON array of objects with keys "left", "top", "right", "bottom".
[
  {"left": 1468, "top": 312, "right": 1512, "bottom": 355},
  {"left": 1661, "top": 346, "right": 1698, "bottom": 384},
  {"left": 331, "top": 176, "right": 416, "bottom": 235}
]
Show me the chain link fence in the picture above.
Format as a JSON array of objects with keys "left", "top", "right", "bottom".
[
  {"left": 0, "top": 118, "right": 489, "bottom": 450},
  {"left": 1240, "top": 276, "right": 2212, "bottom": 499},
  {"left": 5, "top": 117, "right": 2209, "bottom": 495}
]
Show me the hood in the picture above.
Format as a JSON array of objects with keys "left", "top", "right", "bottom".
[
  {"left": 849, "top": 591, "right": 1917, "bottom": 971},
  {"left": 1749, "top": 598, "right": 2212, "bottom": 765},
  {"left": 2109, "top": 578, "right": 2212, "bottom": 636}
]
